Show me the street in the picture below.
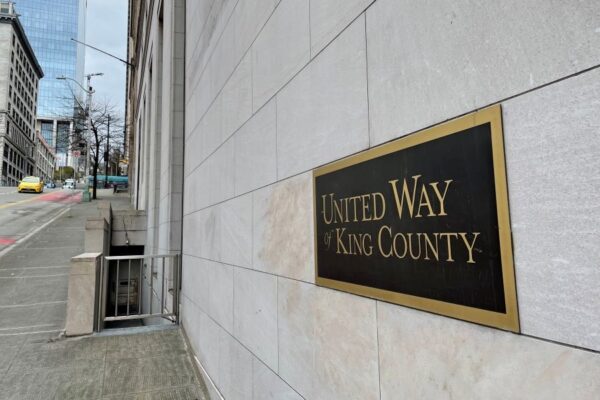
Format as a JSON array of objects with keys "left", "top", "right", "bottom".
[
  {"left": 0, "top": 187, "right": 81, "bottom": 254},
  {"left": 0, "top": 189, "right": 208, "bottom": 398},
  {"left": 0, "top": 186, "right": 84, "bottom": 339}
]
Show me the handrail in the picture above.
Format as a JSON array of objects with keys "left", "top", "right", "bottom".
[
  {"left": 96, "top": 253, "right": 181, "bottom": 331},
  {"left": 105, "top": 253, "right": 178, "bottom": 260}
]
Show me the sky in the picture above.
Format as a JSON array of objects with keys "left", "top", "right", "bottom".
[{"left": 84, "top": 0, "right": 128, "bottom": 125}]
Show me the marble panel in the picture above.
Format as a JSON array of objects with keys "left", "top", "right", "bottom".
[
  {"left": 378, "top": 302, "right": 600, "bottom": 399},
  {"left": 217, "top": 329, "right": 253, "bottom": 400},
  {"left": 366, "top": 0, "right": 600, "bottom": 146},
  {"left": 211, "top": 15, "right": 238, "bottom": 100},
  {"left": 221, "top": 52, "right": 252, "bottom": 142},
  {"left": 185, "top": 96, "right": 222, "bottom": 177},
  {"left": 233, "top": 0, "right": 280, "bottom": 62},
  {"left": 182, "top": 206, "right": 220, "bottom": 262},
  {"left": 185, "top": 0, "right": 217, "bottom": 94},
  {"left": 180, "top": 294, "right": 200, "bottom": 351},
  {"left": 233, "top": 268, "right": 278, "bottom": 371},
  {"left": 187, "top": 68, "right": 214, "bottom": 130},
  {"left": 185, "top": 138, "right": 235, "bottom": 212},
  {"left": 276, "top": 15, "right": 369, "bottom": 178},
  {"left": 220, "top": 193, "right": 252, "bottom": 268},
  {"left": 234, "top": 99, "right": 277, "bottom": 195},
  {"left": 252, "top": 357, "right": 302, "bottom": 400},
  {"left": 502, "top": 68, "right": 600, "bottom": 351},
  {"left": 195, "top": 307, "right": 222, "bottom": 386},
  {"left": 252, "top": 172, "right": 314, "bottom": 283},
  {"left": 278, "top": 278, "right": 379, "bottom": 400},
  {"left": 310, "top": 0, "right": 373, "bottom": 56},
  {"left": 187, "top": 0, "right": 237, "bottom": 104},
  {"left": 251, "top": 0, "right": 310, "bottom": 111},
  {"left": 208, "top": 261, "right": 234, "bottom": 334}
]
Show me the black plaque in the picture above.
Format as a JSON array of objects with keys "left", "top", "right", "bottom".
[{"left": 314, "top": 105, "right": 519, "bottom": 331}]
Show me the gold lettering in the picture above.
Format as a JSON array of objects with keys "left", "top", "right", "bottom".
[
  {"left": 439, "top": 232, "right": 458, "bottom": 262},
  {"left": 351, "top": 234, "right": 363, "bottom": 255},
  {"left": 377, "top": 225, "right": 393, "bottom": 258},
  {"left": 423, "top": 233, "right": 439, "bottom": 261},
  {"left": 393, "top": 233, "right": 408, "bottom": 259},
  {"left": 361, "top": 194, "right": 371, "bottom": 221},
  {"left": 348, "top": 196, "right": 360, "bottom": 222},
  {"left": 333, "top": 199, "right": 344, "bottom": 224},
  {"left": 459, "top": 232, "right": 480, "bottom": 264},
  {"left": 415, "top": 186, "right": 435, "bottom": 217},
  {"left": 407, "top": 233, "right": 422, "bottom": 260},
  {"left": 429, "top": 180, "right": 453, "bottom": 216},
  {"left": 321, "top": 194, "right": 334, "bottom": 224},
  {"left": 343, "top": 198, "right": 350, "bottom": 223},
  {"left": 336, "top": 228, "right": 348, "bottom": 254},
  {"left": 389, "top": 175, "right": 421, "bottom": 219},
  {"left": 372, "top": 192, "right": 386, "bottom": 220},
  {"left": 363, "top": 234, "right": 373, "bottom": 256}
]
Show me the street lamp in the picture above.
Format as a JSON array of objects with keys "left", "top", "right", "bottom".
[{"left": 57, "top": 73, "right": 103, "bottom": 179}]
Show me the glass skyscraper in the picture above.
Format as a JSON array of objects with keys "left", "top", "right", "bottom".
[
  {"left": 17, "top": 0, "right": 86, "bottom": 119},
  {"left": 17, "top": 0, "right": 86, "bottom": 167}
]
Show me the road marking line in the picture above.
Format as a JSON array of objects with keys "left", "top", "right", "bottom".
[
  {"left": 0, "top": 274, "right": 69, "bottom": 279},
  {"left": 0, "top": 266, "right": 68, "bottom": 271},
  {"left": 0, "top": 301, "right": 67, "bottom": 309},
  {"left": 0, "top": 195, "right": 39, "bottom": 209},
  {"left": 15, "top": 245, "right": 82, "bottom": 250},
  {"left": 0, "top": 329, "right": 63, "bottom": 336},
  {"left": 0, "top": 206, "right": 71, "bottom": 259},
  {"left": 0, "top": 323, "right": 56, "bottom": 331}
]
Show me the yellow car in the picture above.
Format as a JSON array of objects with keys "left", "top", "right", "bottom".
[{"left": 18, "top": 176, "right": 44, "bottom": 193}]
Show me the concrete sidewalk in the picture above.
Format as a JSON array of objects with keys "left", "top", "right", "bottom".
[
  {"left": 0, "top": 201, "right": 97, "bottom": 336},
  {"left": 0, "top": 194, "right": 209, "bottom": 399},
  {"left": 0, "top": 327, "right": 208, "bottom": 399}
]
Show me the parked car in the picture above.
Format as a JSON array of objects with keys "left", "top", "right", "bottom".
[
  {"left": 18, "top": 176, "right": 44, "bottom": 193},
  {"left": 45, "top": 180, "right": 56, "bottom": 189},
  {"left": 63, "top": 178, "right": 76, "bottom": 189}
]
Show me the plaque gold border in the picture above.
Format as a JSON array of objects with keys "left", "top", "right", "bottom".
[{"left": 313, "top": 105, "right": 520, "bottom": 332}]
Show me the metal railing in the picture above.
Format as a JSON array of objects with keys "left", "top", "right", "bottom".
[{"left": 98, "top": 254, "right": 181, "bottom": 329}]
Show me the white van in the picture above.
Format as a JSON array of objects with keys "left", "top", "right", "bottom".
[{"left": 63, "top": 179, "right": 76, "bottom": 189}]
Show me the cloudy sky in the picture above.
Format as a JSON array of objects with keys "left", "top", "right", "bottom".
[{"left": 84, "top": 0, "right": 128, "bottom": 125}]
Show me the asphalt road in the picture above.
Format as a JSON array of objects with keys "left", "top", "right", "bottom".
[
  {"left": 0, "top": 186, "right": 82, "bottom": 254},
  {"left": 0, "top": 186, "right": 91, "bottom": 340}
]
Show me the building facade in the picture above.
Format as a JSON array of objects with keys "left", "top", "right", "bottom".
[
  {"left": 0, "top": 2, "right": 43, "bottom": 186},
  {"left": 34, "top": 130, "right": 55, "bottom": 181},
  {"left": 127, "top": 0, "right": 600, "bottom": 398},
  {"left": 18, "top": 0, "right": 86, "bottom": 169}
]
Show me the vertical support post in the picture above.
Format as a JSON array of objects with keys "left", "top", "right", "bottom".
[
  {"left": 149, "top": 258, "right": 153, "bottom": 315},
  {"left": 96, "top": 257, "right": 104, "bottom": 331},
  {"left": 114, "top": 260, "right": 119, "bottom": 317},
  {"left": 138, "top": 261, "right": 142, "bottom": 314},
  {"left": 174, "top": 254, "right": 180, "bottom": 322},
  {"left": 127, "top": 259, "right": 131, "bottom": 316},
  {"left": 161, "top": 257, "right": 165, "bottom": 314}
]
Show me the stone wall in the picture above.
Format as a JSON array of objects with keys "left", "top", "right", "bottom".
[
  {"left": 0, "top": 23, "right": 10, "bottom": 109},
  {"left": 181, "top": 0, "right": 600, "bottom": 398},
  {"left": 130, "top": 0, "right": 186, "bottom": 320}
]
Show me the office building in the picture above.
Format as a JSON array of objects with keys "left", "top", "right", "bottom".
[
  {"left": 34, "top": 130, "right": 55, "bottom": 182},
  {"left": 18, "top": 0, "right": 86, "bottom": 170},
  {"left": 127, "top": 0, "right": 600, "bottom": 398},
  {"left": 0, "top": 1, "right": 43, "bottom": 186}
]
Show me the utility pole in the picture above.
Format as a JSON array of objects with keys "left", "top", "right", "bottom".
[
  {"left": 57, "top": 72, "right": 103, "bottom": 185},
  {"left": 85, "top": 74, "right": 92, "bottom": 179},
  {"left": 105, "top": 115, "right": 110, "bottom": 188}
]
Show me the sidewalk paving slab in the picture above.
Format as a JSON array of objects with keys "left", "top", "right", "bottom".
[{"left": 0, "top": 194, "right": 209, "bottom": 400}]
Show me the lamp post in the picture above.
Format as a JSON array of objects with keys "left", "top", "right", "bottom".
[
  {"left": 105, "top": 114, "right": 110, "bottom": 188},
  {"left": 57, "top": 72, "right": 103, "bottom": 179}
]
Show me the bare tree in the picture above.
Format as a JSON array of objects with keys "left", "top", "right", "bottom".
[{"left": 57, "top": 94, "right": 125, "bottom": 199}]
